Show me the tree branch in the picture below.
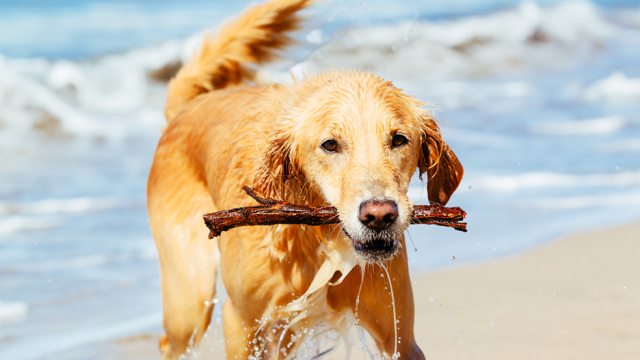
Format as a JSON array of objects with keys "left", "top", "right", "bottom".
[{"left": 203, "top": 186, "right": 467, "bottom": 239}]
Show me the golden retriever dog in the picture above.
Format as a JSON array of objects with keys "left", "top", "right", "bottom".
[{"left": 147, "top": 0, "right": 463, "bottom": 359}]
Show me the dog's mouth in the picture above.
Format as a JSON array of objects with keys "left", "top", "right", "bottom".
[
  {"left": 341, "top": 225, "right": 397, "bottom": 259},
  {"left": 352, "top": 238, "right": 396, "bottom": 254}
]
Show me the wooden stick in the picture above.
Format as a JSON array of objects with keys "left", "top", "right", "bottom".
[{"left": 203, "top": 186, "right": 467, "bottom": 239}]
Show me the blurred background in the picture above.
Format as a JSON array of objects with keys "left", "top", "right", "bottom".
[{"left": 1, "top": 0, "right": 639, "bottom": 359}]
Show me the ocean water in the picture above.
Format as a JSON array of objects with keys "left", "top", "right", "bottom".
[{"left": 1, "top": 0, "right": 640, "bottom": 358}]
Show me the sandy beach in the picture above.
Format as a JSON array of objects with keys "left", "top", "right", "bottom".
[
  {"left": 412, "top": 221, "right": 640, "bottom": 360},
  {"left": 54, "top": 221, "right": 640, "bottom": 360}
]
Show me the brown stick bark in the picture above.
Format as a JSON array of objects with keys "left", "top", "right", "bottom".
[{"left": 203, "top": 186, "right": 467, "bottom": 239}]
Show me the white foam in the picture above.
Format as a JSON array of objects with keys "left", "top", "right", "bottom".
[
  {"left": 0, "top": 38, "right": 189, "bottom": 146},
  {"left": 0, "top": 197, "right": 122, "bottom": 216},
  {"left": 46, "top": 39, "right": 191, "bottom": 113},
  {"left": 441, "top": 126, "right": 512, "bottom": 147},
  {"left": 467, "top": 170, "right": 640, "bottom": 192},
  {"left": 583, "top": 71, "right": 640, "bottom": 105},
  {"left": 409, "top": 80, "right": 533, "bottom": 110},
  {"left": 0, "top": 59, "right": 128, "bottom": 141},
  {"left": 1, "top": 1, "right": 637, "bottom": 146},
  {"left": 310, "top": 1, "right": 624, "bottom": 80},
  {"left": 0, "top": 313, "right": 162, "bottom": 360},
  {"left": 15, "top": 254, "right": 112, "bottom": 272},
  {"left": 528, "top": 116, "right": 625, "bottom": 135},
  {"left": 619, "top": 7, "right": 640, "bottom": 28},
  {"left": 600, "top": 138, "right": 640, "bottom": 153},
  {"left": 0, "top": 216, "right": 61, "bottom": 236},
  {"left": 0, "top": 300, "right": 28, "bottom": 324},
  {"left": 516, "top": 191, "right": 640, "bottom": 209}
]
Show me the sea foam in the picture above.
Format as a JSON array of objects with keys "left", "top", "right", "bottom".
[
  {"left": 528, "top": 116, "right": 625, "bottom": 135},
  {"left": 0, "top": 300, "right": 28, "bottom": 324},
  {"left": 465, "top": 170, "right": 640, "bottom": 192},
  {"left": 583, "top": 72, "right": 640, "bottom": 105},
  {"left": 1, "top": 1, "right": 637, "bottom": 146}
]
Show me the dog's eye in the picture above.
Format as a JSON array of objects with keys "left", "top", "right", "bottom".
[
  {"left": 391, "top": 135, "right": 408, "bottom": 148},
  {"left": 321, "top": 140, "right": 339, "bottom": 152}
]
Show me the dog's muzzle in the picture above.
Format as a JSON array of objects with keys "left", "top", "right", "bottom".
[{"left": 340, "top": 225, "right": 398, "bottom": 262}]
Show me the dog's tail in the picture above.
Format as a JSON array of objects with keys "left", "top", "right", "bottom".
[{"left": 164, "top": 0, "right": 314, "bottom": 121}]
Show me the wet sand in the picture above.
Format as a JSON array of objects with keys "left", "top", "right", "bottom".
[
  {"left": 84, "top": 221, "right": 640, "bottom": 359},
  {"left": 412, "top": 221, "right": 640, "bottom": 359}
]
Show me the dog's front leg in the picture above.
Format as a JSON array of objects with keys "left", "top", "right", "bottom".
[
  {"left": 327, "top": 241, "right": 425, "bottom": 360},
  {"left": 222, "top": 300, "right": 257, "bottom": 359}
]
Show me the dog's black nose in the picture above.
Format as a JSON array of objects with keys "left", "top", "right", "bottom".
[{"left": 359, "top": 200, "right": 398, "bottom": 230}]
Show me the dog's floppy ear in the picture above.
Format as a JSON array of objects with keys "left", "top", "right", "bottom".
[
  {"left": 418, "top": 114, "right": 464, "bottom": 205},
  {"left": 253, "top": 127, "right": 299, "bottom": 201}
]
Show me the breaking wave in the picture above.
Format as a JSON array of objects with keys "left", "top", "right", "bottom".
[
  {"left": 465, "top": 170, "right": 640, "bottom": 192},
  {"left": 1, "top": 1, "right": 638, "bottom": 146}
]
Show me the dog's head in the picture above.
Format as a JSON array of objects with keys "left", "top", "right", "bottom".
[{"left": 254, "top": 72, "right": 463, "bottom": 263}]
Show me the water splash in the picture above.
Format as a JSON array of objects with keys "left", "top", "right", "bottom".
[
  {"left": 252, "top": 241, "right": 360, "bottom": 359},
  {"left": 181, "top": 295, "right": 218, "bottom": 359},
  {"left": 380, "top": 264, "right": 399, "bottom": 360},
  {"left": 406, "top": 230, "right": 418, "bottom": 252},
  {"left": 354, "top": 265, "right": 365, "bottom": 325}
]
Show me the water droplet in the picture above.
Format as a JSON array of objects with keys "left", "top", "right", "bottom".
[
  {"left": 381, "top": 274, "right": 384, "bottom": 277},
  {"left": 402, "top": 36, "right": 408, "bottom": 42},
  {"left": 468, "top": 185, "right": 472, "bottom": 189},
  {"left": 213, "top": 298, "right": 219, "bottom": 304},
  {"left": 451, "top": 255, "right": 456, "bottom": 260},
  {"left": 204, "top": 300, "right": 210, "bottom": 306}
]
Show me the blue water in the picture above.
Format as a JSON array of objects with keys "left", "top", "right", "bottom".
[
  {"left": 1, "top": 0, "right": 640, "bottom": 358},
  {"left": 1, "top": 0, "right": 638, "bottom": 58}
]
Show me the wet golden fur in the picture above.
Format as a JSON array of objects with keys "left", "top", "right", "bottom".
[{"left": 148, "top": 0, "right": 463, "bottom": 359}]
